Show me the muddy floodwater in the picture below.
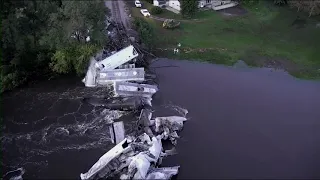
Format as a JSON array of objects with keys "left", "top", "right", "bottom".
[{"left": 1, "top": 58, "right": 320, "bottom": 179}]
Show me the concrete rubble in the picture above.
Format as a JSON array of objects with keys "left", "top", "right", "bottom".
[{"left": 80, "top": 30, "right": 188, "bottom": 179}]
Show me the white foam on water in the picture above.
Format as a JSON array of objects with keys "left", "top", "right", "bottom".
[
  {"left": 3, "top": 167, "right": 25, "bottom": 180},
  {"left": 2, "top": 80, "right": 189, "bottom": 178},
  {"left": 1, "top": 107, "right": 127, "bottom": 175},
  {"left": 165, "top": 104, "right": 189, "bottom": 117}
]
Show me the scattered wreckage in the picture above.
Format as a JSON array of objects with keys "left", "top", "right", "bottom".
[
  {"left": 95, "top": 45, "right": 138, "bottom": 71},
  {"left": 114, "top": 82, "right": 158, "bottom": 98},
  {"left": 80, "top": 113, "right": 187, "bottom": 180},
  {"left": 82, "top": 45, "right": 158, "bottom": 94},
  {"left": 80, "top": 33, "right": 188, "bottom": 180},
  {"left": 82, "top": 97, "right": 152, "bottom": 111},
  {"left": 97, "top": 68, "right": 145, "bottom": 85}
]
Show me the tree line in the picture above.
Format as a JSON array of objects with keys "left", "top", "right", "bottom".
[
  {"left": 180, "top": 0, "right": 320, "bottom": 18},
  {"left": 1, "top": 0, "right": 109, "bottom": 93}
]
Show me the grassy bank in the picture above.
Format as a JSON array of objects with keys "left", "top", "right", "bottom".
[{"left": 130, "top": 1, "right": 320, "bottom": 79}]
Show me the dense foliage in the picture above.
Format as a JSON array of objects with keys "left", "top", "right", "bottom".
[
  {"left": 1, "top": 0, "right": 109, "bottom": 93},
  {"left": 288, "top": 0, "right": 320, "bottom": 16},
  {"left": 274, "top": 0, "right": 287, "bottom": 6},
  {"left": 151, "top": 6, "right": 163, "bottom": 14},
  {"left": 180, "top": 0, "right": 198, "bottom": 18},
  {"left": 238, "top": 0, "right": 260, "bottom": 6},
  {"left": 146, "top": 0, "right": 153, "bottom": 4},
  {"left": 133, "top": 18, "right": 155, "bottom": 49}
]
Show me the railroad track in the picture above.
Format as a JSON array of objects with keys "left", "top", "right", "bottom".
[
  {"left": 111, "top": 0, "right": 127, "bottom": 40},
  {"left": 109, "top": 0, "right": 155, "bottom": 63},
  {"left": 111, "top": 0, "right": 122, "bottom": 29}
]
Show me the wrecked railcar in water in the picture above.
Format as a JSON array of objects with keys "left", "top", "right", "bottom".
[{"left": 79, "top": 19, "right": 188, "bottom": 180}]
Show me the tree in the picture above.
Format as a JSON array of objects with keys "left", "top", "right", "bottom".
[
  {"left": 1, "top": 0, "right": 109, "bottom": 92},
  {"left": 238, "top": 0, "right": 259, "bottom": 6},
  {"left": 274, "top": 0, "right": 287, "bottom": 6},
  {"left": 288, "top": 0, "right": 320, "bottom": 16},
  {"left": 45, "top": 0, "right": 108, "bottom": 75},
  {"left": 307, "top": 0, "right": 320, "bottom": 16},
  {"left": 180, "top": 0, "right": 198, "bottom": 18},
  {"left": 50, "top": 44, "right": 100, "bottom": 75},
  {"left": 134, "top": 18, "right": 155, "bottom": 49},
  {"left": 41, "top": 0, "right": 108, "bottom": 49},
  {"left": 1, "top": 0, "right": 60, "bottom": 92}
]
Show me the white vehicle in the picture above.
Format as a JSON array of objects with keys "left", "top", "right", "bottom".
[
  {"left": 140, "top": 9, "right": 151, "bottom": 17},
  {"left": 135, "top": 0, "right": 142, "bottom": 7}
]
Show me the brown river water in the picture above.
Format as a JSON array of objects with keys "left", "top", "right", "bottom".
[{"left": 1, "top": 58, "right": 320, "bottom": 179}]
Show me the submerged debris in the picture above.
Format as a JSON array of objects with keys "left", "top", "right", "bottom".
[
  {"left": 82, "top": 97, "right": 152, "bottom": 111},
  {"left": 80, "top": 112, "right": 187, "bottom": 179},
  {"left": 110, "top": 121, "right": 126, "bottom": 144},
  {"left": 80, "top": 23, "right": 187, "bottom": 179},
  {"left": 146, "top": 166, "right": 180, "bottom": 179},
  {"left": 3, "top": 168, "right": 25, "bottom": 180},
  {"left": 139, "top": 109, "right": 153, "bottom": 127},
  {"left": 80, "top": 138, "right": 132, "bottom": 179}
]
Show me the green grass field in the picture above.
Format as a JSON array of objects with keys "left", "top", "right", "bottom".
[{"left": 130, "top": 1, "right": 320, "bottom": 79}]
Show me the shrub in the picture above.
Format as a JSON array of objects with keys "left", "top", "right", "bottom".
[
  {"left": 239, "top": 0, "right": 259, "bottom": 6},
  {"left": 274, "top": 0, "right": 287, "bottom": 6},
  {"left": 151, "top": 6, "right": 163, "bottom": 14},
  {"left": 163, "top": 19, "right": 180, "bottom": 29},
  {"left": 181, "top": 0, "right": 198, "bottom": 18},
  {"left": 0, "top": 70, "right": 27, "bottom": 93},
  {"left": 133, "top": 18, "right": 155, "bottom": 49},
  {"left": 146, "top": 0, "right": 153, "bottom": 4},
  {"left": 50, "top": 44, "right": 100, "bottom": 75}
]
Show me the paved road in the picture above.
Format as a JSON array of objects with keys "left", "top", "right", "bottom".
[{"left": 151, "top": 58, "right": 320, "bottom": 179}]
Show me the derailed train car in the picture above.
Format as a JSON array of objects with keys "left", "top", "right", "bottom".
[{"left": 80, "top": 41, "right": 187, "bottom": 180}]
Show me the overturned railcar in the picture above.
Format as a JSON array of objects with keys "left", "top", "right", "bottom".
[{"left": 95, "top": 45, "right": 139, "bottom": 71}]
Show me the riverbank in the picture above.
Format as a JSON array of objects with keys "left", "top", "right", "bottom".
[
  {"left": 2, "top": 58, "right": 319, "bottom": 178},
  {"left": 130, "top": 1, "right": 320, "bottom": 79}
]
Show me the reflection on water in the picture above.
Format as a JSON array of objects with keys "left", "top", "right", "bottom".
[
  {"left": 151, "top": 58, "right": 320, "bottom": 179},
  {"left": 2, "top": 59, "right": 320, "bottom": 179}
]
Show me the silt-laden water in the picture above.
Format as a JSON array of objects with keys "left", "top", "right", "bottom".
[{"left": 1, "top": 59, "right": 320, "bottom": 179}]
